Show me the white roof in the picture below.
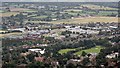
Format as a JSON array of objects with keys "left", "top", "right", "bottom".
[
  {"left": 28, "top": 49, "right": 45, "bottom": 54},
  {"left": 28, "top": 49, "right": 41, "bottom": 51}
]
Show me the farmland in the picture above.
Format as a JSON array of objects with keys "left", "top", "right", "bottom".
[
  {"left": 1, "top": 12, "right": 19, "bottom": 17},
  {"left": 98, "top": 11, "right": 118, "bottom": 16},
  {"left": 0, "top": 8, "right": 37, "bottom": 17},
  {"left": 22, "top": 10, "right": 38, "bottom": 12},
  {"left": 64, "top": 9, "right": 82, "bottom": 12},
  {"left": 81, "top": 4, "right": 118, "bottom": 10},
  {"left": 1, "top": 2, "right": 120, "bottom": 68},
  {"left": 50, "top": 17, "right": 118, "bottom": 24},
  {"left": 10, "top": 8, "right": 31, "bottom": 12},
  {"left": 0, "top": 32, "right": 22, "bottom": 38}
]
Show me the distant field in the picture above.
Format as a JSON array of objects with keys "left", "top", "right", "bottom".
[
  {"left": 50, "top": 17, "right": 118, "bottom": 24},
  {"left": 0, "top": 32, "right": 22, "bottom": 38},
  {"left": 0, "top": 8, "right": 37, "bottom": 17},
  {"left": 10, "top": 8, "right": 32, "bottom": 12},
  {"left": 82, "top": 4, "right": 118, "bottom": 10},
  {"left": 32, "top": 15, "right": 48, "bottom": 18},
  {"left": 1, "top": 12, "right": 19, "bottom": 17},
  {"left": 98, "top": 11, "right": 118, "bottom": 16},
  {"left": 23, "top": 10, "right": 38, "bottom": 12},
  {"left": 27, "top": 14, "right": 37, "bottom": 17},
  {"left": 64, "top": 9, "right": 82, "bottom": 12},
  {"left": 75, "top": 46, "right": 104, "bottom": 55},
  {"left": 68, "top": 12, "right": 78, "bottom": 16},
  {"left": 25, "top": 20, "right": 42, "bottom": 23}
]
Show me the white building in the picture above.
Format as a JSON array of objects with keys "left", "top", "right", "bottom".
[
  {"left": 8, "top": 28, "right": 25, "bottom": 32},
  {"left": 106, "top": 52, "right": 119, "bottom": 59},
  {"left": 28, "top": 49, "right": 45, "bottom": 54},
  {"left": 67, "top": 28, "right": 99, "bottom": 34}
]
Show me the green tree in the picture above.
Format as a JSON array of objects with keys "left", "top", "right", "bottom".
[{"left": 81, "top": 51, "right": 87, "bottom": 56}]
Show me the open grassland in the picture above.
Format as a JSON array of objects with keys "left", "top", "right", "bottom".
[
  {"left": 58, "top": 49, "right": 76, "bottom": 54},
  {"left": 0, "top": 8, "right": 37, "bottom": 17},
  {"left": 25, "top": 20, "right": 42, "bottom": 23},
  {"left": 22, "top": 10, "right": 38, "bottom": 12},
  {"left": 0, "top": 32, "right": 22, "bottom": 38},
  {"left": 64, "top": 9, "right": 82, "bottom": 12},
  {"left": 1, "top": 12, "right": 19, "bottom": 17},
  {"left": 9, "top": 7, "right": 38, "bottom": 12},
  {"left": 68, "top": 12, "right": 78, "bottom": 16},
  {"left": 81, "top": 4, "right": 118, "bottom": 10},
  {"left": 58, "top": 46, "right": 104, "bottom": 55},
  {"left": 98, "top": 11, "right": 118, "bottom": 16},
  {"left": 27, "top": 14, "right": 37, "bottom": 17},
  {"left": 32, "top": 15, "right": 48, "bottom": 18},
  {"left": 75, "top": 46, "right": 104, "bottom": 55},
  {"left": 50, "top": 17, "right": 118, "bottom": 24},
  {"left": 10, "top": 8, "right": 31, "bottom": 12}
]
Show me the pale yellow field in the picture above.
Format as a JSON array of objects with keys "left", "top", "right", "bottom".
[
  {"left": 82, "top": 4, "right": 118, "bottom": 10},
  {"left": 64, "top": 9, "right": 82, "bottom": 12},
  {"left": 0, "top": 30, "right": 7, "bottom": 33},
  {"left": 1, "top": 12, "right": 19, "bottom": 17},
  {"left": 50, "top": 17, "right": 118, "bottom": 24},
  {"left": 10, "top": 8, "right": 31, "bottom": 12},
  {"left": 0, "top": 32, "right": 22, "bottom": 38}
]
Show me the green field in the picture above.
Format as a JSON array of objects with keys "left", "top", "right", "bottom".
[
  {"left": 98, "top": 11, "right": 118, "bottom": 16},
  {"left": 64, "top": 9, "right": 82, "bottom": 13},
  {"left": 84, "top": 11, "right": 96, "bottom": 15},
  {"left": 58, "top": 48, "right": 76, "bottom": 54},
  {"left": 58, "top": 46, "right": 104, "bottom": 55},
  {"left": 75, "top": 46, "right": 104, "bottom": 55}
]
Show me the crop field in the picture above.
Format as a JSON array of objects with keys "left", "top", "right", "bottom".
[
  {"left": 27, "top": 14, "right": 37, "bottom": 17},
  {"left": 23, "top": 10, "right": 38, "bottom": 12},
  {"left": 0, "top": 32, "right": 22, "bottom": 38},
  {"left": 10, "top": 8, "right": 31, "bottom": 12},
  {"left": 84, "top": 11, "right": 96, "bottom": 14},
  {"left": 64, "top": 9, "right": 82, "bottom": 12},
  {"left": 1, "top": 12, "right": 19, "bottom": 17},
  {"left": 50, "top": 17, "right": 118, "bottom": 24},
  {"left": 81, "top": 4, "right": 118, "bottom": 10},
  {"left": 0, "top": 8, "right": 37, "bottom": 17},
  {"left": 98, "top": 11, "right": 118, "bottom": 16},
  {"left": 32, "top": 15, "right": 48, "bottom": 18},
  {"left": 25, "top": 20, "right": 43, "bottom": 23}
]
